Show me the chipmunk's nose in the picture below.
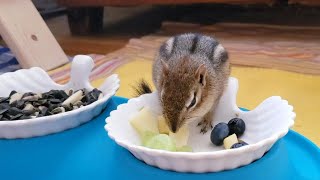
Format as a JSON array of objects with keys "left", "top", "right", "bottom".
[{"left": 171, "top": 122, "right": 177, "bottom": 133}]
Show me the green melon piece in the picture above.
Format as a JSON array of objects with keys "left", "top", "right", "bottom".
[
  {"left": 144, "top": 134, "right": 176, "bottom": 151},
  {"left": 141, "top": 131, "right": 158, "bottom": 146}
]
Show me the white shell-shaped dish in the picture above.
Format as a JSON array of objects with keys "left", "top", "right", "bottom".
[
  {"left": 105, "top": 77, "right": 295, "bottom": 173},
  {"left": 0, "top": 55, "right": 119, "bottom": 139}
]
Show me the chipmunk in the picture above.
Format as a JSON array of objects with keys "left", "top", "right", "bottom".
[{"left": 135, "top": 33, "right": 230, "bottom": 134}]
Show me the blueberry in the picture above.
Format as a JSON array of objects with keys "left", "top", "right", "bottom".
[
  {"left": 238, "top": 139, "right": 248, "bottom": 145},
  {"left": 231, "top": 142, "right": 248, "bottom": 149},
  {"left": 228, "top": 118, "right": 246, "bottom": 136},
  {"left": 210, "top": 122, "right": 230, "bottom": 145}
]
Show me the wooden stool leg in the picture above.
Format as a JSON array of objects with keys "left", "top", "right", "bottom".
[
  {"left": 67, "top": 7, "right": 104, "bottom": 35},
  {"left": 0, "top": 0, "right": 69, "bottom": 70}
]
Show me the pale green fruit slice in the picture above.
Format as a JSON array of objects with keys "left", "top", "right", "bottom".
[
  {"left": 144, "top": 134, "right": 176, "bottom": 151},
  {"left": 130, "top": 107, "right": 159, "bottom": 136},
  {"left": 169, "top": 125, "right": 189, "bottom": 147},
  {"left": 141, "top": 131, "right": 158, "bottom": 146},
  {"left": 176, "top": 145, "right": 193, "bottom": 152}
]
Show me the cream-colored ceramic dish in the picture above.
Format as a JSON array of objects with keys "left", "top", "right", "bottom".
[
  {"left": 105, "top": 77, "right": 295, "bottom": 173},
  {"left": 0, "top": 55, "right": 119, "bottom": 139}
]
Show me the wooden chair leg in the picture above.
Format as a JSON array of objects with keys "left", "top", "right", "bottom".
[
  {"left": 67, "top": 7, "right": 104, "bottom": 35},
  {"left": 0, "top": 0, "right": 69, "bottom": 70}
]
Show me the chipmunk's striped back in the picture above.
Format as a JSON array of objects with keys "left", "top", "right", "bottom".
[{"left": 159, "top": 33, "right": 228, "bottom": 66}]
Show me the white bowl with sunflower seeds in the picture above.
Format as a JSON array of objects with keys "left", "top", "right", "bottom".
[
  {"left": 0, "top": 55, "right": 119, "bottom": 139},
  {"left": 105, "top": 77, "right": 295, "bottom": 173}
]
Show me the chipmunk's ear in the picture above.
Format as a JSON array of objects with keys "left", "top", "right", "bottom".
[
  {"left": 161, "top": 59, "right": 169, "bottom": 76},
  {"left": 196, "top": 64, "right": 207, "bottom": 86},
  {"left": 212, "top": 44, "right": 228, "bottom": 64}
]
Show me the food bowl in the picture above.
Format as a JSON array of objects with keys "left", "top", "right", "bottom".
[
  {"left": 105, "top": 77, "right": 295, "bottom": 173},
  {"left": 0, "top": 55, "right": 119, "bottom": 139}
]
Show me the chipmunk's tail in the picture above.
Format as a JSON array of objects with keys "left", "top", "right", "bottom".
[{"left": 132, "top": 79, "right": 153, "bottom": 97}]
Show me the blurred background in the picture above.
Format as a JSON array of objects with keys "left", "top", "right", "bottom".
[
  {"left": 31, "top": 0, "right": 320, "bottom": 55},
  {"left": 0, "top": 0, "right": 319, "bottom": 145}
]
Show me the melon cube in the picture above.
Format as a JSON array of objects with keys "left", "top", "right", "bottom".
[
  {"left": 130, "top": 107, "right": 159, "bottom": 136},
  {"left": 141, "top": 131, "right": 157, "bottom": 146},
  {"left": 158, "top": 115, "right": 170, "bottom": 134},
  {"left": 223, "top": 134, "right": 238, "bottom": 149},
  {"left": 169, "top": 125, "right": 189, "bottom": 148},
  {"left": 145, "top": 134, "right": 176, "bottom": 151}
]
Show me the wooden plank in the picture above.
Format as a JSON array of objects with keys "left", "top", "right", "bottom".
[
  {"left": 57, "top": 0, "right": 275, "bottom": 7},
  {"left": 289, "top": 0, "right": 320, "bottom": 5},
  {"left": 0, "top": 0, "right": 69, "bottom": 70}
]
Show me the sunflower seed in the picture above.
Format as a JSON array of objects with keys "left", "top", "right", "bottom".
[
  {"left": 0, "top": 97, "right": 9, "bottom": 103},
  {"left": 48, "top": 104, "right": 59, "bottom": 111},
  {"left": 62, "top": 90, "right": 83, "bottom": 106},
  {"left": 22, "top": 92, "right": 36, "bottom": 99},
  {"left": 9, "top": 91, "right": 17, "bottom": 97},
  {"left": 34, "top": 111, "right": 39, "bottom": 116},
  {"left": 11, "top": 100, "right": 25, "bottom": 109},
  {"left": 62, "top": 104, "right": 73, "bottom": 111},
  {"left": 22, "top": 95, "right": 39, "bottom": 101},
  {"left": 8, "top": 107, "right": 23, "bottom": 116},
  {"left": 37, "top": 93, "right": 43, "bottom": 99},
  {"left": 98, "top": 93, "right": 103, "bottom": 100},
  {"left": 9, "top": 93, "right": 23, "bottom": 104},
  {"left": 22, "top": 109, "right": 35, "bottom": 116},
  {"left": 23, "top": 103, "right": 34, "bottom": 111},
  {"left": 39, "top": 106, "right": 48, "bottom": 115},
  {"left": 0, "top": 108, "right": 7, "bottom": 115},
  {"left": 51, "top": 107, "right": 65, "bottom": 114},
  {"left": 10, "top": 114, "right": 23, "bottom": 120},
  {"left": 74, "top": 101, "right": 83, "bottom": 107},
  {"left": 36, "top": 99, "right": 47, "bottom": 106},
  {"left": 49, "top": 99, "right": 62, "bottom": 104},
  {"left": 65, "top": 89, "right": 73, "bottom": 96},
  {"left": 19, "top": 115, "right": 31, "bottom": 120}
]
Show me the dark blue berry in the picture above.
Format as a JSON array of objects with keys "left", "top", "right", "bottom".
[
  {"left": 210, "top": 122, "right": 230, "bottom": 145},
  {"left": 239, "top": 140, "right": 248, "bottom": 145},
  {"left": 231, "top": 142, "right": 248, "bottom": 149},
  {"left": 228, "top": 118, "right": 246, "bottom": 136}
]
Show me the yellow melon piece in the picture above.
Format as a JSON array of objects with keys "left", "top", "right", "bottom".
[
  {"left": 169, "top": 125, "right": 189, "bottom": 148},
  {"left": 130, "top": 107, "right": 159, "bottom": 136},
  {"left": 223, "top": 134, "right": 238, "bottom": 149},
  {"left": 158, "top": 115, "right": 170, "bottom": 134}
]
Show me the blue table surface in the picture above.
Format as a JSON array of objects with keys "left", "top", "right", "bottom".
[{"left": 0, "top": 96, "right": 319, "bottom": 180}]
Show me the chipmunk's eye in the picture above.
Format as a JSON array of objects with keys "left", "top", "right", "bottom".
[{"left": 188, "top": 92, "right": 197, "bottom": 109}]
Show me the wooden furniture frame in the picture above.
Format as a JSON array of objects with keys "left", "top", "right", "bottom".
[{"left": 0, "top": 0, "right": 68, "bottom": 70}]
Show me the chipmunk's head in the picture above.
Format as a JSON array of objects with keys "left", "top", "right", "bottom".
[{"left": 158, "top": 58, "right": 211, "bottom": 133}]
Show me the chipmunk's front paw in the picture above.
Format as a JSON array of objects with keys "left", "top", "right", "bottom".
[{"left": 197, "top": 118, "right": 213, "bottom": 134}]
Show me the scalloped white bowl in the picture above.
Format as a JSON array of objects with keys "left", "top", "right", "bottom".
[
  {"left": 105, "top": 77, "right": 295, "bottom": 173},
  {"left": 0, "top": 55, "right": 119, "bottom": 139}
]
